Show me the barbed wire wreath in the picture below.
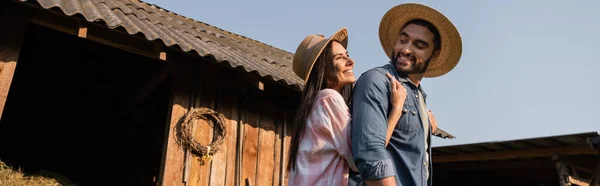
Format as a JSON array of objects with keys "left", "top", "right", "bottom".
[{"left": 176, "top": 107, "right": 227, "bottom": 165}]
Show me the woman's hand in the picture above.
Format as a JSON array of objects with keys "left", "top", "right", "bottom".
[
  {"left": 386, "top": 73, "right": 407, "bottom": 110},
  {"left": 384, "top": 73, "right": 407, "bottom": 146}
]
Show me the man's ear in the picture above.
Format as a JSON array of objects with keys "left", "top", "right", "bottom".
[{"left": 430, "top": 50, "right": 440, "bottom": 61}]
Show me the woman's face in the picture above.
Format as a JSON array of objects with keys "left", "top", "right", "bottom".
[{"left": 330, "top": 41, "right": 355, "bottom": 89}]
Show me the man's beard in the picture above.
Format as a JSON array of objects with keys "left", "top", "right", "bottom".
[{"left": 391, "top": 52, "right": 431, "bottom": 74}]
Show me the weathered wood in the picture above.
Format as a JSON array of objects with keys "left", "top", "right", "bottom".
[
  {"left": 283, "top": 110, "right": 293, "bottom": 185},
  {"left": 272, "top": 109, "right": 283, "bottom": 186},
  {"left": 257, "top": 102, "right": 276, "bottom": 186},
  {"left": 209, "top": 69, "right": 240, "bottom": 186},
  {"left": 242, "top": 72, "right": 265, "bottom": 91},
  {"left": 207, "top": 88, "right": 228, "bottom": 186},
  {"left": 159, "top": 57, "right": 192, "bottom": 186},
  {"left": 569, "top": 175, "right": 590, "bottom": 186},
  {"left": 236, "top": 116, "right": 245, "bottom": 186},
  {"left": 0, "top": 2, "right": 29, "bottom": 120},
  {"left": 189, "top": 61, "right": 217, "bottom": 186},
  {"left": 433, "top": 146, "right": 598, "bottom": 163},
  {"left": 78, "top": 26, "right": 87, "bottom": 38},
  {"left": 279, "top": 112, "right": 288, "bottom": 186},
  {"left": 225, "top": 79, "right": 241, "bottom": 186},
  {"left": 241, "top": 97, "right": 260, "bottom": 186},
  {"left": 160, "top": 52, "right": 167, "bottom": 61}
]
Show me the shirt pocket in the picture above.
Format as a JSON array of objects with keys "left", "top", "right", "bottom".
[{"left": 396, "top": 103, "right": 419, "bottom": 134}]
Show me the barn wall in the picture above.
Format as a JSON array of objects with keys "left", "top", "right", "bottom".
[
  {"left": 0, "top": 2, "right": 302, "bottom": 185},
  {"left": 160, "top": 48, "right": 299, "bottom": 186}
]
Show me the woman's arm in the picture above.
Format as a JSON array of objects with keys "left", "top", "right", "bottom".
[{"left": 385, "top": 73, "right": 406, "bottom": 146}]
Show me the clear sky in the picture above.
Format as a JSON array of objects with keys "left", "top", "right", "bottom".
[{"left": 143, "top": 0, "right": 600, "bottom": 147}]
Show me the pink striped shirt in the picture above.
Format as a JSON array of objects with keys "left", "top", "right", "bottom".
[{"left": 288, "top": 89, "right": 358, "bottom": 186}]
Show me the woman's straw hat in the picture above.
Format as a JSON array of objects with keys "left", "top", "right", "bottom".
[
  {"left": 293, "top": 28, "right": 348, "bottom": 82},
  {"left": 379, "top": 3, "right": 462, "bottom": 77}
]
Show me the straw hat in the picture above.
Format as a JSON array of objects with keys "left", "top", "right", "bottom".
[
  {"left": 293, "top": 28, "right": 348, "bottom": 82},
  {"left": 379, "top": 3, "right": 462, "bottom": 77}
]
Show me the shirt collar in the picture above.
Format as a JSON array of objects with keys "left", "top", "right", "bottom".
[{"left": 386, "top": 61, "right": 428, "bottom": 98}]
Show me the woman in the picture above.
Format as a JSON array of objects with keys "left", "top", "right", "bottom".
[{"left": 287, "top": 28, "right": 406, "bottom": 185}]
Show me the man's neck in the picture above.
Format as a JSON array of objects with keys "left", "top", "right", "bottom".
[{"left": 408, "top": 74, "right": 424, "bottom": 87}]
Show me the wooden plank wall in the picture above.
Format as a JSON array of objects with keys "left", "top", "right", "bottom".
[{"left": 160, "top": 54, "right": 298, "bottom": 186}]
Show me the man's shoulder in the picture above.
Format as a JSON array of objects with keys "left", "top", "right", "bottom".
[{"left": 356, "top": 63, "right": 394, "bottom": 84}]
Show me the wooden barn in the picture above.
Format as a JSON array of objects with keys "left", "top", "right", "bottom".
[
  {"left": 0, "top": 0, "right": 303, "bottom": 185},
  {"left": 0, "top": 0, "right": 459, "bottom": 185},
  {"left": 432, "top": 131, "right": 600, "bottom": 186}
]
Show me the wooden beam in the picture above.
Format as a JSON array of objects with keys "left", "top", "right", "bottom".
[
  {"left": 236, "top": 117, "right": 245, "bottom": 186},
  {"left": 433, "top": 146, "right": 598, "bottom": 163},
  {"left": 258, "top": 81, "right": 264, "bottom": 91},
  {"left": 0, "top": 2, "right": 30, "bottom": 120},
  {"left": 158, "top": 56, "right": 190, "bottom": 186},
  {"left": 569, "top": 176, "right": 589, "bottom": 186},
  {"left": 239, "top": 72, "right": 265, "bottom": 91},
  {"left": 78, "top": 26, "right": 87, "bottom": 38},
  {"left": 29, "top": 7, "right": 164, "bottom": 62},
  {"left": 160, "top": 52, "right": 167, "bottom": 61}
]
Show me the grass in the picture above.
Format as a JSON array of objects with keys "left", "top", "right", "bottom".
[{"left": 0, "top": 160, "right": 63, "bottom": 186}]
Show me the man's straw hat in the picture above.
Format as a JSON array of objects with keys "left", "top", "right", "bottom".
[
  {"left": 293, "top": 28, "right": 348, "bottom": 82},
  {"left": 379, "top": 3, "right": 462, "bottom": 77}
]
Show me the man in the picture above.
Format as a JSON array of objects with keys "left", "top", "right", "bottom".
[{"left": 349, "top": 3, "right": 462, "bottom": 186}]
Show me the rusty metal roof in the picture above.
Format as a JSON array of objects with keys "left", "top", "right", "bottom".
[{"left": 18, "top": 0, "right": 304, "bottom": 89}]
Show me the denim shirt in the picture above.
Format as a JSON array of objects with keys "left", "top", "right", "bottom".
[{"left": 349, "top": 61, "right": 433, "bottom": 186}]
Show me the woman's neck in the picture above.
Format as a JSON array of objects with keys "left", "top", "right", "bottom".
[{"left": 332, "top": 85, "right": 343, "bottom": 94}]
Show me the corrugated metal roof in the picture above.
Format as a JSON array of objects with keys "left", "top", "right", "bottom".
[
  {"left": 432, "top": 131, "right": 600, "bottom": 155},
  {"left": 17, "top": 0, "right": 304, "bottom": 89}
]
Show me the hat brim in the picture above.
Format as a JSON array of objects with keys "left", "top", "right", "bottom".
[
  {"left": 295, "top": 28, "right": 348, "bottom": 82},
  {"left": 379, "top": 3, "right": 462, "bottom": 78}
]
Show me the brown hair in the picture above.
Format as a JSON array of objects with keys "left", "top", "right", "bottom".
[{"left": 287, "top": 41, "right": 352, "bottom": 171}]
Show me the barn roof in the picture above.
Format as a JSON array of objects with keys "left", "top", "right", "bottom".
[
  {"left": 17, "top": 0, "right": 304, "bottom": 90},
  {"left": 432, "top": 131, "right": 600, "bottom": 163}
]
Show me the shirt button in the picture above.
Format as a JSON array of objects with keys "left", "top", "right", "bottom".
[{"left": 415, "top": 94, "right": 419, "bottom": 98}]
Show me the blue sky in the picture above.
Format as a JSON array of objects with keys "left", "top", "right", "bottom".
[{"left": 143, "top": 0, "right": 600, "bottom": 147}]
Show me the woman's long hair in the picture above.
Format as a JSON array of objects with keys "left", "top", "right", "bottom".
[{"left": 287, "top": 41, "right": 353, "bottom": 171}]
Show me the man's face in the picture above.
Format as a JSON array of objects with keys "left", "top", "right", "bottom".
[{"left": 392, "top": 24, "right": 437, "bottom": 74}]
